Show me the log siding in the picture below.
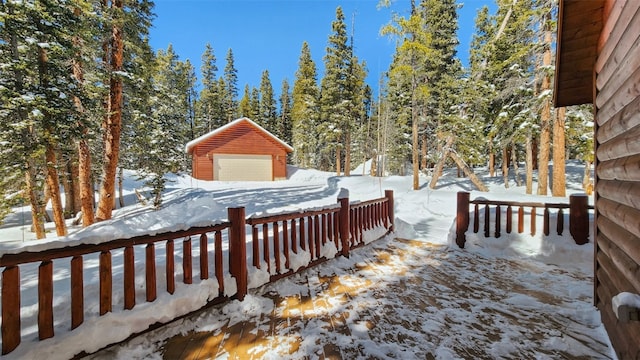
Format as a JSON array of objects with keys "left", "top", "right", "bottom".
[
  {"left": 594, "top": 1, "right": 640, "bottom": 358},
  {"left": 556, "top": 0, "right": 640, "bottom": 357}
]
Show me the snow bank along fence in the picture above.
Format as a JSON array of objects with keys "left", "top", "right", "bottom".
[
  {"left": 0, "top": 190, "right": 394, "bottom": 355},
  {"left": 455, "top": 191, "right": 593, "bottom": 248}
]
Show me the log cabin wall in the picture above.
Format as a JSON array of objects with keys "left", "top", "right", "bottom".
[{"left": 593, "top": 0, "right": 640, "bottom": 358}]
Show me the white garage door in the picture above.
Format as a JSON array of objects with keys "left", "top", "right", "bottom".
[{"left": 213, "top": 154, "right": 272, "bottom": 181}]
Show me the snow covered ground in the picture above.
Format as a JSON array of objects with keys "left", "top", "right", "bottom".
[{"left": 0, "top": 161, "right": 615, "bottom": 359}]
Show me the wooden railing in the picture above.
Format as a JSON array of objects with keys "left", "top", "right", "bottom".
[
  {"left": 0, "top": 190, "right": 394, "bottom": 356},
  {"left": 455, "top": 191, "right": 592, "bottom": 248}
]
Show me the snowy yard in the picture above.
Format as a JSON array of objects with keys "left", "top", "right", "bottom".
[{"left": 0, "top": 162, "right": 615, "bottom": 359}]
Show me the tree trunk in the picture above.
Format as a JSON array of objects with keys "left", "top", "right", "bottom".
[
  {"left": 502, "top": 147, "right": 509, "bottom": 189},
  {"left": 335, "top": 146, "right": 341, "bottom": 176},
  {"left": 583, "top": 161, "right": 591, "bottom": 189},
  {"left": 345, "top": 132, "right": 351, "bottom": 177},
  {"left": 78, "top": 140, "right": 95, "bottom": 226},
  {"left": 429, "top": 137, "right": 454, "bottom": 190},
  {"left": 45, "top": 146, "right": 68, "bottom": 236},
  {"left": 96, "top": 0, "right": 124, "bottom": 221},
  {"left": 511, "top": 143, "right": 522, "bottom": 187},
  {"left": 70, "top": 6, "right": 93, "bottom": 226},
  {"left": 69, "top": 161, "right": 82, "bottom": 215},
  {"left": 411, "top": 78, "right": 419, "bottom": 190},
  {"left": 537, "top": 27, "right": 552, "bottom": 196},
  {"left": 118, "top": 167, "right": 125, "bottom": 208},
  {"left": 449, "top": 150, "right": 489, "bottom": 192},
  {"left": 429, "top": 151, "right": 449, "bottom": 190},
  {"left": 9, "top": 7, "right": 45, "bottom": 238},
  {"left": 526, "top": 136, "right": 533, "bottom": 194},
  {"left": 552, "top": 107, "right": 566, "bottom": 197},
  {"left": 25, "top": 166, "right": 46, "bottom": 239},
  {"left": 62, "top": 160, "right": 75, "bottom": 218},
  {"left": 531, "top": 137, "right": 538, "bottom": 170},
  {"left": 420, "top": 132, "right": 427, "bottom": 171},
  {"left": 488, "top": 141, "right": 495, "bottom": 177},
  {"left": 36, "top": 32, "right": 66, "bottom": 236}
]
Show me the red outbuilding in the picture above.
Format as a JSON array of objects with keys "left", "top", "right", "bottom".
[{"left": 185, "top": 117, "right": 293, "bottom": 181}]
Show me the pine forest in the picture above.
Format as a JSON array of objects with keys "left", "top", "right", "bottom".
[{"left": 0, "top": 0, "right": 594, "bottom": 239}]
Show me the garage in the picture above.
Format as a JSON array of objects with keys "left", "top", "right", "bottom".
[
  {"left": 185, "top": 117, "right": 293, "bottom": 181},
  {"left": 213, "top": 154, "right": 273, "bottom": 181}
]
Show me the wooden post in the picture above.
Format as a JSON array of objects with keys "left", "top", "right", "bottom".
[
  {"left": 166, "top": 239, "right": 175, "bottom": 294},
  {"left": 2, "top": 266, "right": 20, "bottom": 355},
  {"left": 570, "top": 194, "right": 589, "bottom": 245},
  {"left": 262, "top": 223, "right": 270, "bottom": 273},
  {"left": 385, "top": 190, "right": 394, "bottom": 231},
  {"left": 339, "top": 196, "right": 350, "bottom": 257},
  {"left": 299, "top": 217, "right": 306, "bottom": 251},
  {"left": 38, "top": 261, "right": 54, "bottom": 340},
  {"left": 273, "top": 222, "right": 280, "bottom": 273},
  {"left": 99, "top": 251, "right": 112, "bottom": 315},
  {"left": 495, "top": 204, "right": 501, "bottom": 238},
  {"left": 71, "top": 256, "right": 84, "bottom": 329},
  {"left": 518, "top": 206, "right": 524, "bottom": 233},
  {"left": 557, "top": 208, "right": 564, "bottom": 235},
  {"left": 455, "top": 192, "right": 470, "bottom": 248},
  {"left": 543, "top": 207, "right": 550, "bottom": 236},
  {"left": 145, "top": 244, "right": 157, "bottom": 302},
  {"left": 123, "top": 246, "right": 135, "bottom": 310},
  {"left": 183, "top": 238, "right": 192, "bottom": 284},
  {"left": 506, "top": 205, "right": 513, "bottom": 234},
  {"left": 200, "top": 233, "right": 209, "bottom": 279},
  {"left": 228, "top": 207, "right": 247, "bottom": 300},
  {"left": 291, "top": 218, "right": 298, "bottom": 254},
  {"left": 214, "top": 231, "right": 224, "bottom": 295},
  {"left": 473, "top": 203, "right": 479, "bottom": 233},
  {"left": 484, "top": 204, "right": 490, "bottom": 238},
  {"left": 530, "top": 207, "right": 537, "bottom": 236},
  {"left": 251, "top": 226, "right": 260, "bottom": 269}
]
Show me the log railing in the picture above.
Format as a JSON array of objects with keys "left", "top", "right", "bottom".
[
  {"left": 0, "top": 219, "right": 232, "bottom": 355},
  {"left": 455, "top": 191, "right": 592, "bottom": 248},
  {"left": 245, "top": 190, "right": 394, "bottom": 282},
  {"left": 0, "top": 191, "right": 394, "bottom": 356}
]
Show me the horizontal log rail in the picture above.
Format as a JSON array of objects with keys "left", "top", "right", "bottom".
[
  {"left": 0, "top": 190, "right": 395, "bottom": 356},
  {"left": 455, "top": 191, "right": 594, "bottom": 248}
]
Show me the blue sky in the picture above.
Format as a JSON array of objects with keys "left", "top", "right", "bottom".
[{"left": 149, "top": 0, "right": 495, "bottom": 94}]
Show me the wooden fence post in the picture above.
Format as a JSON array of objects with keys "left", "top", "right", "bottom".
[
  {"left": 2, "top": 266, "right": 20, "bottom": 355},
  {"left": 339, "top": 195, "right": 350, "bottom": 257},
  {"left": 456, "top": 192, "right": 470, "bottom": 248},
  {"left": 385, "top": 190, "right": 394, "bottom": 231},
  {"left": 228, "top": 207, "right": 247, "bottom": 300},
  {"left": 570, "top": 194, "right": 589, "bottom": 245}
]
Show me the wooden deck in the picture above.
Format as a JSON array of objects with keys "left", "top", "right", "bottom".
[{"left": 88, "top": 238, "right": 613, "bottom": 360}]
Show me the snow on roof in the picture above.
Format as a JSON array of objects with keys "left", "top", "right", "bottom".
[{"left": 184, "top": 117, "right": 294, "bottom": 154}]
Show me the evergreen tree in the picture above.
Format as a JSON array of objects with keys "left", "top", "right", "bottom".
[
  {"left": 0, "top": 0, "right": 103, "bottom": 235},
  {"left": 239, "top": 84, "right": 252, "bottom": 118},
  {"left": 278, "top": 79, "right": 293, "bottom": 147},
  {"left": 223, "top": 48, "right": 238, "bottom": 122},
  {"left": 291, "top": 41, "right": 320, "bottom": 168},
  {"left": 469, "top": 0, "right": 538, "bottom": 190},
  {"left": 258, "top": 70, "right": 277, "bottom": 131},
  {"left": 319, "top": 6, "right": 360, "bottom": 174},
  {"left": 131, "top": 45, "right": 192, "bottom": 207},
  {"left": 249, "top": 86, "right": 260, "bottom": 121},
  {"left": 197, "top": 42, "right": 224, "bottom": 132},
  {"left": 382, "top": 0, "right": 433, "bottom": 188}
]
